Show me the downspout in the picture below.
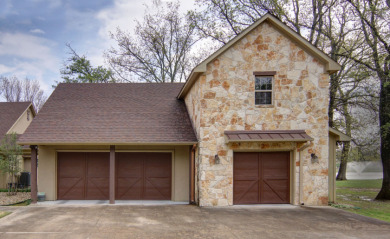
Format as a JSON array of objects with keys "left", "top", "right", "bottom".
[
  {"left": 298, "top": 143, "right": 310, "bottom": 205},
  {"left": 190, "top": 144, "right": 197, "bottom": 204}
]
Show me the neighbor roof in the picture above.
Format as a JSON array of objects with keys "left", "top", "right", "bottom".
[
  {"left": 0, "top": 102, "right": 33, "bottom": 140},
  {"left": 178, "top": 13, "right": 341, "bottom": 99},
  {"left": 18, "top": 83, "right": 197, "bottom": 145}
]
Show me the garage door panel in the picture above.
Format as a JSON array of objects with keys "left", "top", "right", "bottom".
[
  {"left": 144, "top": 178, "right": 171, "bottom": 200},
  {"left": 234, "top": 153, "right": 258, "bottom": 179},
  {"left": 233, "top": 180, "right": 259, "bottom": 204},
  {"left": 261, "top": 180, "right": 288, "bottom": 203},
  {"left": 86, "top": 178, "right": 109, "bottom": 200},
  {"left": 116, "top": 178, "right": 142, "bottom": 200},
  {"left": 57, "top": 152, "right": 109, "bottom": 200},
  {"left": 116, "top": 152, "right": 172, "bottom": 200},
  {"left": 58, "top": 177, "right": 85, "bottom": 200},
  {"left": 57, "top": 153, "right": 86, "bottom": 200},
  {"left": 234, "top": 152, "right": 290, "bottom": 204},
  {"left": 58, "top": 153, "right": 85, "bottom": 178},
  {"left": 87, "top": 153, "right": 110, "bottom": 177}
]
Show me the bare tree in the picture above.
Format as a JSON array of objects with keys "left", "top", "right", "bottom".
[
  {"left": 341, "top": 0, "right": 390, "bottom": 200},
  {"left": 0, "top": 76, "right": 47, "bottom": 111},
  {"left": 107, "top": 0, "right": 200, "bottom": 83}
]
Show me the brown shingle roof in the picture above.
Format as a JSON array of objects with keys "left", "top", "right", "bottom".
[
  {"left": 0, "top": 102, "right": 32, "bottom": 139},
  {"left": 18, "top": 83, "right": 197, "bottom": 145},
  {"left": 224, "top": 130, "right": 313, "bottom": 142}
]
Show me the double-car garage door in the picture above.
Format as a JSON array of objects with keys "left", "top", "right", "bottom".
[{"left": 57, "top": 152, "right": 171, "bottom": 200}]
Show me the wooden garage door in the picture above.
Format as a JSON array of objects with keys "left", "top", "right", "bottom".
[
  {"left": 116, "top": 152, "right": 171, "bottom": 200},
  {"left": 57, "top": 152, "right": 109, "bottom": 200},
  {"left": 233, "top": 152, "right": 290, "bottom": 204}
]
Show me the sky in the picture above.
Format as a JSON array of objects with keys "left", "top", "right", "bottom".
[{"left": 0, "top": 0, "right": 196, "bottom": 97}]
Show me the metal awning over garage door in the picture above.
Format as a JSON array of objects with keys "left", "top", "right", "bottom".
[
  {"left": 225, "top": 130, "right": 313, "bottom": 143},
  {"left": 234, "top": 152, "right": 290, "bottom": 204},
  {"left": 57, "top": 152, "right": 172, "bottom": 200}
]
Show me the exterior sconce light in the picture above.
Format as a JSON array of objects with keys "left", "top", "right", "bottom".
[
  {"left": 311, "top": 153, "right": 319, "bottom": 163},
  {"left": 215, "top": 154, "right": 220, "bottom": 164}
]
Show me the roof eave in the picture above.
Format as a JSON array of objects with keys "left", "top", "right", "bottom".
[
  {"left": 17, "top": 141, "right": 199, "bottom": 146},
  {"left": 329, "top": 128, "right": 351, "bottom": 142},
  {"left": 177, "top": 69, "right": 203, "bottom": 99}
]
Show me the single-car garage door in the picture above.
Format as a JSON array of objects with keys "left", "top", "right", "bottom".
[
  {"left": 233, "top": 152, "right": 290, "bottom": 204},
  {"left": 57, "top": 152, "right": 109, "bottom": 200},
  {"left": 116, "top": 152, "right": 172, "bottom": 200}
]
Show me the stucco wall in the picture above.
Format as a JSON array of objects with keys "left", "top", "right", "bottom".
[
  {"left": 7, "top": 108, "right": 33, "bottom": 135},
  {"left": 37, "top": 145, "right": 190, "bottom": 202},
  {"left": 185, "top": 21, "right": 330, "bottom": 206}
]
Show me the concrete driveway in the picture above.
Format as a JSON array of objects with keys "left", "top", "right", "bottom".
[{"left": 0, "top": 204, "right": 389, "bottom": 239}]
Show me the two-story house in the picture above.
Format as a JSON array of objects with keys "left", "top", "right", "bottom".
[
  {"left": 19, "top": 14, "right": 349, "bottom": 206},
  {"left": 0, "top": 102, "right": 35, "bottom": 188}
]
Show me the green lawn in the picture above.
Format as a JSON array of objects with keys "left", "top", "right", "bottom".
[{"left": 335, "top": 179, "right": 390, "bottom": 223}]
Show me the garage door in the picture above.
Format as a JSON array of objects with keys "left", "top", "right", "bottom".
[
  {"left": 116, "top": 152, "right": 171, "bottom": 200},
  {"left": 57, "top": 152, "right": 109, "bottom": 200},
  {"left": 233, "top": 152, "right": 290, "bottom": 204}
]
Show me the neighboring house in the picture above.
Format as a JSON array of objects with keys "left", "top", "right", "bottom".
[
  {"left": 0, "top": 102, "right": 36, "bottom": 188},
  {"left": 19, "top": 14, "right": 349, "bottom": 206}
]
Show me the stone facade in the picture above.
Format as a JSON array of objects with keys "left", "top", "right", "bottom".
[{"left": 184, "top": 21, "right": 330, "bottom": 206}]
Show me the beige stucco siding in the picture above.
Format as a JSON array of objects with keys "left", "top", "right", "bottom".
[
  {"left": 328, "top": 133, "right": 338, "bottom": 203},
  {"left": 0, "top": 107, "right": 33, "bottom": 188},
  {"left": 37, "top": 145, "right": 190, "bottom": 202},
  {"left": 185, "top": 21, "right": 330, "bottom": 206},
  {"left": 7, "top": 108, "right": 33, "bottom": 135}
]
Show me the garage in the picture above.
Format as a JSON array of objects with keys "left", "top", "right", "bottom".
[
  {"left": 57, "top": 152, "right": 172, "bottom": 200},
  {"left": 116, "top": 152, "right": 171, "bottom": 200},
  {"left": 233, "top": 152, "right": 290, "bottom": 204},
  {"left": 57, "top": 152, "right": 109, "bottom": 200}
]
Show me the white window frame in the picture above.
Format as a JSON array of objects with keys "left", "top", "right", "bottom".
[{"left": 253, "top": 71, "right": 276, "bottom": 106}]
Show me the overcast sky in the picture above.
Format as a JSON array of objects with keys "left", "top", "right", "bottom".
[{"left": 0, "top": 0, "right": 196, "bottom": 97}]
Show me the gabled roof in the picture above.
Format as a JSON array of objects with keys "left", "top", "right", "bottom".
[
  {"left": 18, "top": 83, "right": 198, "bottom": 145},
  {"left": 0, "top": 102, "right": 34, "bottom": 139},
  {"left": 178, "top": 13, "right": 341, "bottom": 99}
]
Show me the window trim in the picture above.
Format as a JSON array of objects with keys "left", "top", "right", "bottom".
[{"left": 254, "top": 71, "right": 276, "bottom": 106}]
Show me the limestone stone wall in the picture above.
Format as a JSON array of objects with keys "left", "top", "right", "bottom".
[{"left": 184, "top": 21, "right": 330, "bottom": 206}]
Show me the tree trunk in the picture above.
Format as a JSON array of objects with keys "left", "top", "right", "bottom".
[
  {"left": 336, "top": 99, "right": 352, "bottom": 180},
  {"left": 337, "top": 141, "right": 350, "bottom": 180},
  {"left": 376, "top": 76, "right": 390, "bottom": 200},
  {"left": 328, "top": 73, "right": 338, "bottom": 128}
]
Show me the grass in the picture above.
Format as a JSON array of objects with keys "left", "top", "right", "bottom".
[
  {"left": 334, "top": 179, "right": 390, "bottom": 223},
  {"left": 0, "top": 188, "right": 31, "bottom": 192},
  {"left": 0, "top": 211, "right": 11, "bottom": 219},
  {"left": 10, "top": 199, "right": 31, "bottom": 206}
]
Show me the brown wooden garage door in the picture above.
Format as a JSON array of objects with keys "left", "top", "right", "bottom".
[
  {"left": 116, "top": 152, "right": 171, "bottom": 200},
  {"left": 233, "top": 152, "right": 290, "bottom": 204},
  {"left": 57, "top": 152, "right": 109, "bottom": 200}
]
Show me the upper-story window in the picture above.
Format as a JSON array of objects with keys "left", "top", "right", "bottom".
[{"left": 254, "top": 71, "right": 276, "bottom": 105}]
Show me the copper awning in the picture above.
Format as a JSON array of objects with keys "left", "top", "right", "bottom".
[{"left": 224, "top": 130, "right": 314, "bottom": 143}]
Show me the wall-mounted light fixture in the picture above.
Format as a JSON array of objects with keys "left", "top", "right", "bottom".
[
  {"left": 311, "top": 153, "right": 318, "bottom": 163},
  {"left": 214, "top": 154, "right": 220, "bottom": 164}
]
